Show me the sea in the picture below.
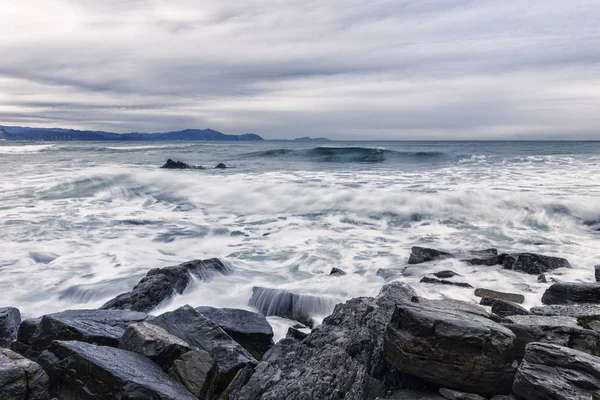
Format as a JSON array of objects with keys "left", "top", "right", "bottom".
[{"left": 1, "top": 140, "right": 599, "bottom": 339}]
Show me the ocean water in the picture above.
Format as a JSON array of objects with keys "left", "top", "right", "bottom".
[{"left": 1, "top": 140, "right": 599, "bottom": 338}]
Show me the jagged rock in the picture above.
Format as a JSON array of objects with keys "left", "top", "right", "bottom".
[
  {"left": 286, "top": 327, "right": 309, "bottom": 341},
  {"left": 161, "top": 159, "right": 201, "bottom": 169},
  {"left": 596, "top": 265, "right": 600, "bottom": 282},
  {"left": 513, "top": 342, "right": 600, "bottom": 400},
  {"left": 195, "top": 306, "right": 274, "bottom": 359},
  {"left": 439, "top": 388, "right": 487, "bottom": 400},
  {"left": 329, "top": 268, "right": 347, "bottom": 276},
  {"left": 376, "top": 282, "right": 417, "bottom": 309},
  {"left": 411, "top": 297, "right": 490, "bottom": 318},
  {"left": 420, "top": 277, "right": 473, "bottom": 288},
  {"left": 215, "top": 163, "right": 228, "bottom": 169},
  {"left": 502, "top": 253, "right": 571, "bottom": 275},
  {"left": 101, "top": 258, "right": 231, "bottom": 312},
  {"left": 474, "top": 288, "right": 524, "bottom": 304},
  {"left": 461, "top": 248, "right": 500, "bottom": 266},
  {"left": 408, "top": 246, "right": 453, "bottom": 264},
  {"left": 0, "top": 307, "right": 21, "bottom": 348},
  {"left": 491, "top": 300, "right": 531, "bottom": 317},
  {"left": 248, "top": 287, "right": 338, "bottom": 328},
  {"left": 230, "top": 339, "right": 379, "bottom": 400},
  {"left": 537, "top": 273, "right": 547, "bottom": 283},
  {"left": 376, "top": 390, "right": 445, "bottom": 399},
  {"left": 542, "top": 282, "right": 600, "bottom": 305},
  {"left": 502, "top": 314, "right": 600, "bottom": 358},
  {"left": 383, "top": 302, "right": 516, "bottom": 396},
  {"left": 119, "top": 322, "right": 190, "bottom": 368},
  {"left": 433, "top": 270, "right": 460, "bottom": 279},
  {"left": 531, "top": 304, "right": 600, "bottom": 325},
  {"left": 0, "top": 348, "right": 49, "bottom": 400},
  {"left": 39, "top": 340, "right": 197, "bottom": 400},
  {"left": 149, "top": 305, "right": 255, "bottom": 392},
  {"left": 170, "top": 350, "right": 218, "bottom": 400}
]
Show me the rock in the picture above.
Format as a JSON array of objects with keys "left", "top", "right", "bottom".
[
  {"left": 230, "top": 339, "right": 378, "bottom": 400},
  {"left": 531, "top": 304, "right": 600, "bottom": 325},
  {"left": 149, "top": 305, "right": 255, "bottom": 392},
  {"left": 411, "top": 296, "right": 490, "bottom": 318},
  {"left": 513, "top": 342, "right": 600, "bottom": 400},
  {"left": 474, "top": 288, "right": 525, "bottom": 304},
  {"left": 101, "top": 258, "right": 231, "bottom": 312},
  {"left": 433, "top": 270, "right": 460, "bottom": 279},
  {"left": 39, "top": 340, "right": 197, "bottom": 400},
  {"left": 596, "top": 265, "right": 600, "bottom": 282},
  {"left": 248, "top": 287, "right": 339, "bottom": 328},
  {"left": 479, "top": 297, "right": 496, "bottom": 306},
  {"left": 439, "top": 388, "right": 487, "bottom": 400},
  {"left": 170, "top": 350, "right": 218, "bottom": 400},
  {"left": 502, "top": 253, "right": 571, "bottom": 275},
  {"left": 461, "top": 248, "right": 500, "bottom": 266},
  {"left": 0, "top": 307, "right": 21, "bottom": 347},
  {"left": 587, "top": 321, "right": 600, "bottom": 332},
  {"left": 420, "top": 277, "right": 473, "bottom": 288},
  {"left": 375, "top": 282, "right": 417, "bottom": 309},
  {"left": 502, "top": 314, "right": 600, "bottom": 358},
  {"left": 215, "top": 163, "right": 227, "bottom": 169},
  {"left": 383, "top": 302, "right": 516, "bottom": 396},
  {"left": 195, "top": 306, "right": 274, "bottom": 360},
  {"left": 542, "top": 282, "right": 600, "bottom": 305},
  {"left": 537, "top": 273, "right": 547, "bottom": 283},
  {"left": 329, "top": 267, "right": 347, "bottom": 276},
  {"left": 161, "top": 159, "right": 201, "bottom": 169},
  {"left": 119, "top": 322, "right": 191, "bottom": 369},
  {"left": 0, "top": 348, "right": 49, "bottom": 400},
  {"left": 408, "top": 246, "right": 453, "bottom": 264},
  {"left": 376, "top": 268, "right": 403, "bottom": 280},
  {"left": 491, "top": 300, "right": 531, "bottom": 317},
  {"left": 377, "top": 390, "right": 445, "bottom": 399},
  {"left": 286, "top": 327, "right": 309, "bottom": 341}
]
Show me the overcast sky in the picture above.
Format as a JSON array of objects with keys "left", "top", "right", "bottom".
[{"left": 1, "top": 1, "right": 599, "bottom": 140}]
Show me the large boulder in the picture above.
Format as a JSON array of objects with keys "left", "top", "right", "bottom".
[
  {"left": 169, "top": 350, "right": 218, "bottom": 400},
  {"left": 39, "top": 340, "right": 197, "bottom": 400},
  {"left": 541, "top": 282, "right": 600, "bottom": 305},
  {"left": 195, "top": 306, "right": 273, "bottom": 359},
  {"left": 513, "top": 342, "right": 600, "bottom": 400},
  {"left": 0, "top": 348, "right": 49, "bottom": 400},
  {"left": 0, "top": 307, "right": 21, "bottom": 348},
  {"left": 149, "top": 305, "right": 255, "bottom": 392},
  {"left": 101, "top": 258, "right": 231, "bottom": 313},
  {"left": 531, "top": 304, "right": 600, "bottom": 325},
  {"left": 502, "top": 253, "right": 571, "bottom": 275},
  {"left": 408, "top": 247, "right": 453, "bottom": 264},
  {"left": 383, "top": 302, "right": 517, "bottom": 396}
]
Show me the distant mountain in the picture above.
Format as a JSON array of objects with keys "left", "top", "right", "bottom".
[
  {"left": 294, "top": 136, "right": 331, "bottom": 142},
  {"left": 0, "top": 125, "right": 264, "bottom": 141}
]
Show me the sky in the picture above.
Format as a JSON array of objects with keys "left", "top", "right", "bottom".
[{"left": 1, "top": 0, "right": 600, "bottom": 140}]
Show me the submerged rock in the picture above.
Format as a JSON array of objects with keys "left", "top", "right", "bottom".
[
  {"left": 461, "top": 248, "right": 500, "bottom": 266},
  {"left": 0, "top": 307, "right": 21, "bottom": 348},
  {"left": 420, "top": 277, "right": 473, "bottom": 288},
  {"left": 541, "top": 282, "right": 600, "bottom": 305},
  {"left": 502, "top": 253, "right": 571, "bottom": 275},
  {"left": 433, "top": 270, "right": 460, "bottom": 279},
  {"left": 531, "top": 303, "right": 600, "bottom": 325},
  {"left": 474, "top": 288, "right": 525, "bottom": 304},
  {"left": 0, "top": 348, "right": 49, "bottom": 400},
  {"left": 101, "top": 258, "right": 231, "bottom": 313},
  {"left": 170, "top": 350, "right": 218, "bottom": 400},
  {"left": 408, "top": 246, "right": 453, "bottom": 264},
  {"left": 329, "top": 267, "right": 347, "bottom": 276},
  {"left": 161, "top": 159, "right": 201, "bottom": 169},
  {"left": 214, "top": 163, "right": 228, "bottom": 169}
]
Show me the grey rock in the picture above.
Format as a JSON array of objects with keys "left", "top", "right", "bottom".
[
  {"left": 531, "top": 304, "right": 600, "bottom": 325},
  {"left": 195, "top": 306, "right": 273, "bottom": 359},
  {"left": 408, "top": 246, "right": 453, "bottom": 264},
  {"left": 433, "top": 270, "right": 460, "bottom": 279},
  {"left": 376, "top": 389, "right": 444, "bottom": 399},
  {"left": 474, "top": 288, "right": 524, "bottom": 304},
  {"left": 0, "top": 307, "right": 21, "bottom": 347},
  {"left": 286, "top": 327, "right": 309, "bottom": 341},
  {"left": 439, "top": 388, "right": 487, "bottom": 400},
  {"left": 588, "top": 321, "right": 600, "bottom": 332},
  {"left": 513, "top": 342, "right": 600, "bottom": 400},
  {"left": 119, "top": 322, "right": 190, "bottom": 368},
  {"left": 0, "top": 348, "right": 49, "bottom": 400},
  {"left": 40, "top": 340, "right": 197, "bottom": 400},
  {"left": 101, "top": 258, "right": 231, "bottom": 313},
  {"left": 383, "top": 302, "right": 516, "bottom": 396},
  {"left": 503, "top": 253, "right": 571, "bottom": 275},
  {"left": 411, "top": 296, "right": 491, "bottom": 318},
  {"left": 170, "top": 350, "right": 218, "bottom": 400},
  {"left": 376, "top": 282, "right": 417, "bottom": 309},
  {"left": 161, "top": 159, "right": 201, "bottom": 169},
  {"left": 329, "top": 267, "right": 347, "bottom": 276},
  {"left": 537, "top": 274, "right": 547, "bottom": 283},
  {"left": 461, "top": 248, "right": 500, "bottom": 266},
  {"left": 542, "top": 282, "right": 600, "bottom": 305},
  {"left": 215, "top": 163, "right": 227, "bottom": 169},
  {"left": 596, "top": 265, "right": 600, "bottom": 282},
  {"left": 420, "top": 277, "right": 473, "bottom": 288},
  {"left": 491, "top": 300, "right": 531, "bottom": 317}
]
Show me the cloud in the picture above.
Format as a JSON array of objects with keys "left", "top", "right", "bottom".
[{"left": 0, "top": 0, "right": 599, "bottom": 139}]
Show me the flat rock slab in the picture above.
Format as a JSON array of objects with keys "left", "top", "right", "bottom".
[
  {"left": 491, "top": 300, "right": 530, "bottom": 317},
  {"left": 0, "top": 307, "right": 21, "bottom": 348},
  {"left": 420, "top": 277, "right": 473, "bottom": 288},
  {"left": 461, "top": 248, "right": 500, "bottom": 266},
  {"left": 411, "top": 297, "right": 490, "bottom": 319},
  {"left": 474, "top": 288, "right": 524, "bottom": 304},
  {"left": 439, "top": 388, "right": 487, "bottom": 400},
  {"left": 0, "top": 348, "right": 49, "bottom": 400},
  {"left": 542, "top": 282, "right": 600, "bottom": 305},
  {"left": 531, "top": 304, "right": 600, "bottom": 325},
  {"left": 513, "top": 342, "right": 600, "bottom": 400},
  {"left": 408, "top": 246, "right": 454, "bottom": 264},
  {"left": 40, "top": 340, "right": 197, "bottom": 400},
  {"left": 503, "top": 253, "right": 571, "bottom": 275},
  {"left": 119, "top": 322, "right": 190, "bottom": 368}
]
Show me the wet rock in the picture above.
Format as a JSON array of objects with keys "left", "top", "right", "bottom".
[
  {"left": 161, "top": 159, "right": 201, "bottom": 169},
  {"left": 531, "top": 303, "right": 600, "bottom": 325},
  {"left": 286, "top": 326, "right": 309, "bottom": 341},
  {"left": 248, "top": 287, "right": 339, "bottom": 328},
  {"left": 537, "top": 273, "right": 547, "bottom": 283},
  {"left": 215, "top": 163, "right": 228, "bottom": 169},
  {"left": 329, "top": 267, "right": 347, "bottom": 276},
  {"left": 195, "top": 306, "right": 274, "bottom": 360},
  {"left": 461, "top": 248, "right": 500, "bottom": 266},
  {"left": 502, "top": 253, "right": 571, "bottom": 275},
  {"left": 513, "top": 342, "right": 600, "bottom": 400},
  {"left": 119, "top": 322, "right": 190, "bottom": 369},
  {"left": 230, "top": 230, "right": 249, "bottom": 237},
  {"left": 376, "top": 390, "right": 444, "bottom": 399},
  {"left": 412, "top": 296, "right": 490, "bottom": 318},
  {"left": 420, "top": 277, "right": 473, "bottom": 288},
  {"left": 408, "top": 246, "right": 453, "bottom": 264},
  {"left": 149, "top": 305, "right": 255, "bottom": 392},
  {"left": 230, "top": 339, "right": 378, "bottom": 400},
  {"left": 383, "top": 302, "right": 516, "bottom": 396},
  {"left": 596, "top": 265, "right": 600, "bottom": 282},
  {"left": 433, "top": 270, "right": 460, "bottom": 279},
  {"left": 491, "top": 300, "right": 531, "bottom": 317},
  {"left": 0, "top": 307, "right": 21, "bottom": 347},
  {"left": 101, "top": 258, "right": 231, "bottom": 313},
  {"left": 542, "top": 282, "right": 600, "bottom": 305},
  {"left": 170, "top": 350, "right": 218, "bottom": 400},
  {"left": 40, "top": 340, "right": 197, "bottom": 400},
  {"left": 29, "top": 251, "right": 59, "bottom": 264},
  {"left": 0, "top": 348, "right": 49, "bottom": 400},
  {"left": 376, "top": 282, "right": 417, "bottom": 309},
  {"left": 439, "top": 388, "right": 487, "bottom": 400},
  {"left": 474, "top": 288, "right": 524, "bottom": 304}
]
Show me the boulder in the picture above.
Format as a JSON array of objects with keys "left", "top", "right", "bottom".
[
  {"left": 329, "top": 267, "right": 347, "bottom": 276},
  {"left": 39, "top": 340, "right": 197, "bottom": 400},
  {"left": 408, "top": 246, "right": 453, "bottom": 264},
  {"left": 503, "top": 253, "right": 571, "bottom": 275},
  {"left": 0, "top": 348, "right": 49, "bottom": 400},
  {"left": 433, "top": 270, "right": 460, "bottom": 279},
  {"left": 286, "top": 327, "right": 309, "bottom": 341},
  {"left": 596, "top": 265, "right": 600, "bottom": 282},
  {"left": 119, "top": 322, "right": 191, "bottom": 368},
  {"left": 170, "top": 350, "right": 218, "bottom": 400},
  {"left": 214, "top": 163, "right": 228, "bottom": 169},
  {"left": 420, "top": 277, "right": 473, "bottom": 288},
  {"left": 161, "top": 159, "right": 200, "bottom": 169},
  {"left": 149, "top": 305, "right": 255, "bottom": 392},
  {"left": 513, "top": 342, "right": 600, "bottom": 400},
  {"left": 195, "top": 306, "right": 274, "bottom": 359},
  {"left": 383, "top": 302, "right": 516, "bottom": 396},
  {"left": 531, "top": 304, "right": 600, "bottom": 325},
  {"left": 248, "top": 287, "right": 338, "bottom": 328},
  {"left": 411, "top": 297, "right": 490, "bottom": 319},
  {"left": 439, "top": 388, "right": 487, "bottom": 400},
  {"left": 490, "top": 300, "right": 531, "bottom": 318},
  {"left": 461, "top": 248, "right": 500, "bottom": 266},
  {"left": 542, "top": 282, "right": 600, "bottom": 305},
  {"left": 0, "top": 307, "right": 21, "bottom": 347},
  {"left": 101, "top": 258, "right": 231, "bottom": 313},
  {"left": 474, "top": 288, "right": 524, "bottom": 304}
]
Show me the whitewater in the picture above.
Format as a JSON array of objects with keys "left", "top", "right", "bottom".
[{"left": 1, "top": 140, "right": 599, "bottom": 339}]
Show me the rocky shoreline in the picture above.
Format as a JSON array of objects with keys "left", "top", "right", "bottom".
[{"left": 2, "top": 247, "right": 600, "bottom": 399}]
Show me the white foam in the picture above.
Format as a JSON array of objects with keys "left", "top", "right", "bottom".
[{"left": 0, "top": 144, "right": 56, "bottom": 154}]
